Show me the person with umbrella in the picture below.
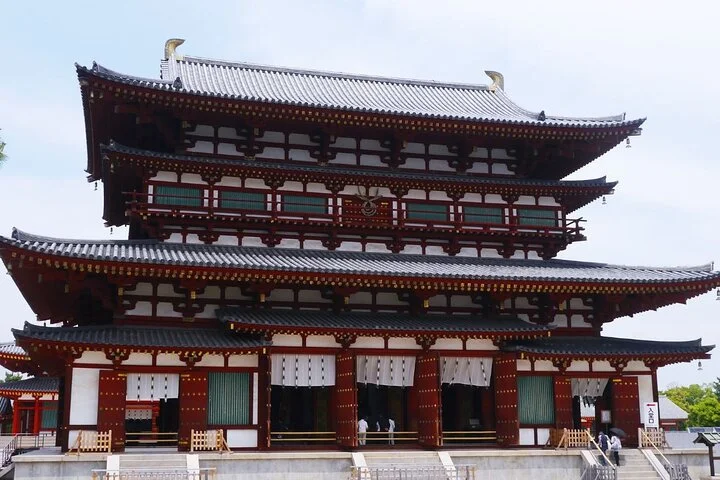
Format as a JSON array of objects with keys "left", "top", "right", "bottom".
[{"left": 609, "top": 428, "right": 624, "bottom": 466}]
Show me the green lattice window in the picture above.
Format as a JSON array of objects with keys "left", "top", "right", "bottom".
[
  {"left": 464, "top": 206, "right": 504, "bottom": 224},
  {"left": 41, "top": 401, "right": 58, "bottom": 430},
  {"left": 517, "top": 208, "right": 557, "bottom": 227},
  {"left": 219, "top": 191, "right": 267, "bottom": 211},
  {"left": 207, "top": 372, "right": 250, "bottom": 426},
  {"left": 154, "top": 185, "right": 202, "bottom": 207},
  {"left": 406, "top": 202, "right": 449, "bottom": 221},
  {"left": 281, "top": 194, "right": 327, "bottom": 214},
  {"left": 518, "top": 376, "right": 555, "bottom": 425}
]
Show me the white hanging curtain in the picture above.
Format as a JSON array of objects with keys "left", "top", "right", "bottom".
[
  {"left": 440, "top": 357, "right": 493, "bottom": 387},
  {"left": 126, "top": 373, "right": 180, "bottom": 400},
  {"left": 270, "top": 354, "right": 336, "bottom": 387},
  {"left": 355, "top": 355, "right": 416, "bottom": 387},
  {"left": 571, "top": 378, "right": 609, "bottom": 398}
]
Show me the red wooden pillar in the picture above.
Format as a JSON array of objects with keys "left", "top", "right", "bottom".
[
  {"left": 11, "top": 399, "right": 21, "bottom": 434},
  {"left": 494, "top": 353, "right": 519, "bottom": 446},
  {"left": 335, "top": 351, "right": 357, "bottom": 448},
  {"left": 97, "top": 371, "right": 128, "bottom": 452},
  {"left": 612, "top": 377, "right": 640, "bottom": 447},
  {"left": 32, "top": 397, "right": 41, "bottom": 434},
  {"left": 480, "top": 385, "right": 495, "bottom": 429},
  {"left": 257, "top": 353, "right": 271, "bottom": 450},
  {"left": 178, "top": 371, "right": 208, "bottom": 452},
  {"left": 554, "top": 377, "right": 574, "bottom": 429},
  {"left": 415, "top": 352, "right": 441, "bottom": 448}
]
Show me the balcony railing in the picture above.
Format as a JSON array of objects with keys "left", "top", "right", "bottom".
[
  {"left": 91, "top": 468, "right": 216, "bottom": 480},
  {"left": 127, "top": 189, "right": 584, "bottom": 239},
  {"left": 270, "top": 430, "right": 337, "bottom": 445},
  {"left": 350, "top": 464, "right": 476, "bottom": 480},
  {"left": 442, "top": 430, "right": 497, "bottom": 444}
]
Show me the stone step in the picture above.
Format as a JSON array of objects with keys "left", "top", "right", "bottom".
[
  {"left": 118, "top": 454, "right": 188, "bottom": 470},
  {"left": 363, "top": 451, "right": 442, "bottom": 466}
]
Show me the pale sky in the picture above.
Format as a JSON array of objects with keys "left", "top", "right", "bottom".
[{"left": 0, "top": 1, "right": 718, "bottom": 390}]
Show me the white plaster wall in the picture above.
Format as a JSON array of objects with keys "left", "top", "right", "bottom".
[
  {"left": 352, "top": 337, "right": 384, "bottom": 349},
  {"left": 157, "top": 284, "right": 183, "bottom": 298},
  {"left": 519, "top": 428, "right": 535, "bottom": 445},
  {"left": 376, "top": 293, "right": 403, "bottom": 306},
  {"left": 626, "top": 361, "right": 650, "bottom": 372},
  {"left": 217, "top": 143, "right": 238, "bottom": 155},
  {"left": 242, "top": 236, "right": 264, "bottom": 247},
  {"left": 150, "top": 171, "right": 177, "bottom": 182},
  {"left": 228, "top": 355, "right": 259, "bottom": 368},
  {"left": 592, "top": 361, "right": 615, "bottom": 372},
  {"left": 252, "top": 372, "right": 259, "bottom": 424},
  {"left": 156, "top": 354, "right": 185, "bottom": 367},
  {"left": 156, "top": 302, "right": 180, "bottom": 318},
  {"left": 124, "top": 353, "right": 153, "bottom": 366},
  {"left": 187, "top": 142, "right": 214, "bottom": 154},
  {"left": 387, "top": 338, "right": 421, "bottom": 350},
  {"left": 537, "top": 428, "right": 550, "bottom": 446},
  {"left": 260, "top": 131, "right": 285, "bottom": 143},
  {"left": 272, "top": 334, "right": 303, "bottom": 347},
  {"left": 538, "top": 196, "right": 559, "bottom": 207},
  {"left": 270, "top": 289, "right": 294, "bottom": 303},
  {"left": 75, "top": 351, "right": 112, "bottom": 365},
  {"left": 306, "top": 336, "right": 341, "bottom": 348},
  {"left": 187, "top": 124, "right": 214, "bottom": 136},
  {"left": 566, "top": 360, "right": 591, "bottom": 372},
  {"left": 70, "top": 368, "right": 99, "bottom": 425},
  {"left": 466, "top": 339, "right": 498, "bottom": 351},
  {"left": 431, "top": 339, "right": 463, "bottom": 350},
  {"left": 534, "top": 360, "right": 558, "bottom": 372},
  {"left": 196, "top": 354, "right": 225, "bottom": 368},
  {"left": 517, "top": 360, "right": 532, "bottom": 371},
  {"left": 637, "top": 375, "right": 654, "bottom": 424},
  {"left": 226, "top": 429, "right": 258, "bottom": 448},
  {"left": 124, "top": 301, "right": 152, "bottom": 316}
]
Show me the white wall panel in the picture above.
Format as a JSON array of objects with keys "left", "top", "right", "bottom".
[
  {"left": 228, "top": 355, "right": 259, "bottom": 368},
  {"left": 272, "top": 334, "right": 303, "bottom": 347},
  {"left": 466, "top": 339, "right": 498, "bottom": 351},
  {"left": 156, "top": 354, "right": 185, "bottom": 367},
  {"left": 69, "top": 368, "right": 100, "bottom": 425},
  {"left": 352, "top": 337, "right": 384, "bottom": 349},
  {"left": 75, "top": 351, "right": 112, "bottom": 365},
  {"left": 227, "top": 429, "right": 258, "bottom": 448},
  {"left": 387, "top": 338, "right": 421, "bottom": 350}
]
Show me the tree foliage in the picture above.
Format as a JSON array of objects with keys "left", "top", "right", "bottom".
[
  {"left": 662, "top": 383, "right": 720, "bottom": 427},
  {"left": 1, "top": 372, "right": 22, "bottom": 383}
]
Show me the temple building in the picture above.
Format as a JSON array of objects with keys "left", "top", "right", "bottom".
[{"left": 0, "top": 39, "right": 718, "bottom": 453}]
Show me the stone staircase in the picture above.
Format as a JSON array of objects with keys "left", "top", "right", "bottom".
[
  {"left": 109, "top": 453, "right": 194, "bottom": 473},
  {"left": 363, "top": 450, "right": 445, "bottom": 468},
  {"left": 616, "top": 449, "right": 663, "bottom": 480}
]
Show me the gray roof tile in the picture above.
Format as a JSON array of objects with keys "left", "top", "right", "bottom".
[
  {"left": 0, "top": 377, "right": 59, "bottom": 394},
  {"left": 13, "top": 322, "right": 268, "bottom": 351},
  {"left": 504, "top": 336, "right": 713, "bottom": 357},
  {"left": 218, "top": 308, "right": 551, "bottom": 336},
  {"left": 3, "top": 229, "right": 720, "bottom": 286},
  {"left": 76, "top": 57, "right": 643, "bottom": 129},
  {"left": 104, "top": 142, "right": 616, "bottom": 204},
  {"left": 0, "top": 342, "right": 28, "bottom": 358}
]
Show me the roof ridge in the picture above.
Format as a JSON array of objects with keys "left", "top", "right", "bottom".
[{"left": 179, "top": 55, "right": 495, "bottom": 92}]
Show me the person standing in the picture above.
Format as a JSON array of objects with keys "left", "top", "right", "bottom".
[
  {"left": 387, "top": 416, "right": 396, "bottom": 445},
  {"left": 358, "top": 417, "right": 368, "bottom": 446},
  {"left": 610, "top": 434, "right": 622, "bottom": 466},
  {"left": 597, "top": 432, "right": 609, "bottom": 465}
]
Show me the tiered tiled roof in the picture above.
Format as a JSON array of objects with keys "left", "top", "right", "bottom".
[
  {"left": 0, "top": 377, "right": 59, "bottom": 396},
  {"left": 2, "top": 229, "right": 719, "bottom": 287},
  {"left": 13, "top": 322, "right": 268, "bottom": 352},
  {"left": 505, "top": 336, "right": 713, "bottom": 357},
  {"left": 104, "top": 143, "right": 615, "bottom": 213},
  {"left": 76, "top": 58, "right": 643, "bottom": 130},
  {"left": 218, "top": 308, "right": 551, "bottom": 339}
]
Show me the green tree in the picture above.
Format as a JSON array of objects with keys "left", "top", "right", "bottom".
[
  {"left": 663, "top": 384, "right": 711, "bottom": 412},
  {"left": 1, "top": 373, "right": 22, "bottom": 383},
  {"left": 713, "top": 377, "right": 720, "bottom": 400},
  {"left": 688, "top": 396, "right": 720, "bottom": 427}
]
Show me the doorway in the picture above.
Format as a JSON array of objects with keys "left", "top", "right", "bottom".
[{"left": 270, "top": 386, "right": 332, "bottom": 445}]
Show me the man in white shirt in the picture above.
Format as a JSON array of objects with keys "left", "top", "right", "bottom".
[
  {"left": 358, "top": 417, "right": 368, "bottom": 446},
  {"left": 387, "top": 417, "right": 396, "bottom": 445}
]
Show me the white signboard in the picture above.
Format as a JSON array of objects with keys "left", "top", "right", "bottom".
[{"left": 644, "top": 402, "right": 659, "bottom": 428}]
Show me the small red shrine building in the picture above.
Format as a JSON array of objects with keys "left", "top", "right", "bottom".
[{"left": 0, "top": 39, "right": 717, "bottom": 452}]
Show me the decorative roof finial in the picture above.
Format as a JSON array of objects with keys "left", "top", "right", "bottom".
[
  {"left": 485, "top": 71, "right": 504, "bottom": 91},
  {"left": 164, "top": 39, "right": 186, "bottom": 60}
]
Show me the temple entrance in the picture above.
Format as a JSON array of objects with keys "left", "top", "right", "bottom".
[
  {"left": 357, "top": 384, "right": 409, "bottom": 444},
  {"left": 439, "top": 357, "right": 495, "bottom": 444},
  {"left": 270, "top": 386, "right": 332, "bottom": 445},
  {"left": 124, "top": 373, "right": 180, "bottom": 448},
  {"left": 269, "top": 354, "right": 336, "bottom": 446}
]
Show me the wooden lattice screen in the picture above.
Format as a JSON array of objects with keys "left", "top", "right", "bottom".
[
  {"left": 67, "top": 430, "right": 112, "bottom": 454},
  {"left": 415, "top": 352, "right": 441, "bottom": 448}
]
